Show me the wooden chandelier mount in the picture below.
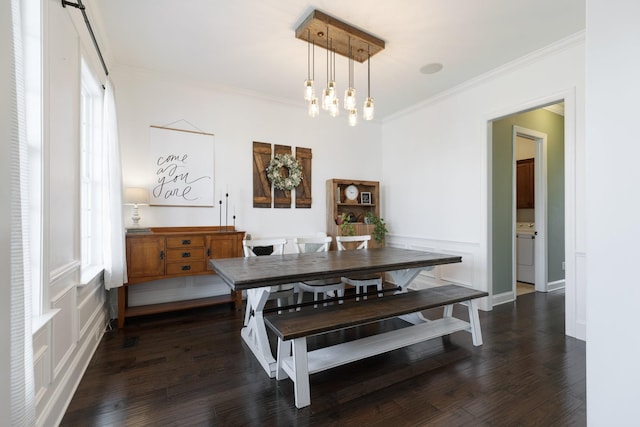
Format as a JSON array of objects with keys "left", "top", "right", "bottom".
[{"left": 295, "top": 10, "right": 385, "bottom": 63}]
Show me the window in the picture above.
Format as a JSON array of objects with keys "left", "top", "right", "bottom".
[{"left": 80, "top": 59, "right": 103, "bottom": 268}]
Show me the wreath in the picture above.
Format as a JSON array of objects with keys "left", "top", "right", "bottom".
[{"left": 266, "top": 154, "right": 303, "bottom": 191}]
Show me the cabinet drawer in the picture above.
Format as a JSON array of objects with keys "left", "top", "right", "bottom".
[
  {"left": 166, "top": 236, "right": 205, "bottom": 248},
  {"left": 166, "top": 248, "right": 205, "bottom": 262},
  {"left": 166, "top": 261, "right": 206, "bottom": 275}
]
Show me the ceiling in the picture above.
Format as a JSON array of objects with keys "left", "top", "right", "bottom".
[{"left": 89, "top": 0, "right": 585, "bottom": 120}]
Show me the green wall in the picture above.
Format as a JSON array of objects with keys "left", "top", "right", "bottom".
[{"left": 492, "top": 108, "right": 565, "bottom": 295}]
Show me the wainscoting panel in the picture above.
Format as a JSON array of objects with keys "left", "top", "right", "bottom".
[
  {"left": 49, "top": 261, "right": 80, "bottom": 301},
  {"left": 440, "top": 249, "right": 474, "bottom": 287},
  {"left": 37, "top": 263, "right": 108, "bottom": 427},
  {"left": 77, "top": 277, "right": 106, "bottom": 339},
  {"left": 386, "top": 234, "right": 488, "bottom": 310},
  {"left": 33, "top": 325, "right": 51, "bottom": 409},
  {"left": 51, "top": 288, "right": 77, "bottom": 380}
]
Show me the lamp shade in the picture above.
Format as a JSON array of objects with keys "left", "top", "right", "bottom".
[{"left": 124, "top": 187, "right": 149, "bottom": 205}]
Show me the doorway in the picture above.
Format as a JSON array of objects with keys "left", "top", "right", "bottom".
[
  {"left": 490, "top": 103, "right": 565, "bottom": 304},
  {"left": 513, "top": 126, "right": 547, "bottom": 296}
]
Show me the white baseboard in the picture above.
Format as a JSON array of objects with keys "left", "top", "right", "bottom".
[
  {"left": 547, "top": 279, "right": 565, "bottom": 292},
  {"left": 492, "top": 291, "right": 515, "bottom": 306}
]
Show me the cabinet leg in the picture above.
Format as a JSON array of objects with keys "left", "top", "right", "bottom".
[{"left": 118, "top": 286, "right": 127, "bottom": 328}]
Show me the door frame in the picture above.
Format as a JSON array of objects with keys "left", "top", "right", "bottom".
[
  {"left": 484, "top": 88, "right": 579, "bottom": 338},
  {"left": 512, "top": 126, "right": 548, "bottom": 294}
]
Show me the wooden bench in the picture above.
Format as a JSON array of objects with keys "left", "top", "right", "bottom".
[{"left": 264, "top": 284, "right": 488, "bottom": 409}]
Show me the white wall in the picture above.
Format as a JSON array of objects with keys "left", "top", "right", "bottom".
[
  {"left": 112, "top": 66, "right": 383, "bottom": 304},
  {"left": 380, "top": 34, "right": 586, "bottom": 337},
  {"left": 586, "top": 0, "right": 640, "bottom": 423},
  {"left": 114, "top": 66, "right": 382, "bottom": 234}
]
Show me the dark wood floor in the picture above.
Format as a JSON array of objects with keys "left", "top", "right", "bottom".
[{"left": 61, "top": 290, "right": 585, "bottom": 426}]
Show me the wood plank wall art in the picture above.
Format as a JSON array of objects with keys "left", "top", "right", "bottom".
[
  {"left": 273, "top": 145, "right": 292, "bottom": 208},
  {"left": 252, "top": 142, "right": 272, "bottom": 208},
  {"left": 252, "top": 142, "right": 312, "bottom": 208},
  {"left": 295, "top": 147, "right": 312, "bottom": 208}
]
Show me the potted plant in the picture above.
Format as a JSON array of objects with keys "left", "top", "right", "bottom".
[
  {"left": 338, "top": 212, "right": 355, "bottom": 236},
  {"left": 365, "top": 212, "right": 388, "bottom": 244}
]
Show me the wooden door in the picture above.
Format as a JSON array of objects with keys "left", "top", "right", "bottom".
[
  {"left": 516, "top": 158, "right": 534, "bottom": 208},
  {"left": 126, "top": 235, "right": 165, "bottom": 278},
  {"left": 206, "top": 233, "right": 242, "bottom": 270}
]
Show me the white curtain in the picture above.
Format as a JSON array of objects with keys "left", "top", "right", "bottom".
[
  {"left": 102, "top": 79, "right": 127, "bottom": 289},
  {"left": 8, "top": 0, "right": 36, "bottom": 424}
]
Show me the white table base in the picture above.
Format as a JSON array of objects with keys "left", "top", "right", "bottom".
[{"left": 241, "top": 267, "right": 434, "bottom": 378}]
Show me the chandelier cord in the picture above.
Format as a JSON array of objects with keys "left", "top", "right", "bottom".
[
  {"left": 312, "top": 40, "right": 314, "bottom": 81},
  {"left": 326, "top": 26, "right": 330, "bottom": 85},
  {"left": 367, "top": 45, "right": 371, "bottom": 97},
  {"left": 307, "top": 29, "right": 311, "bottom": 80},
  {"left": 348, "top": 37, "right": 352, "bottom": 88},
  {"left": 332, "top": 43, "right": 336, "bottom": 83}
]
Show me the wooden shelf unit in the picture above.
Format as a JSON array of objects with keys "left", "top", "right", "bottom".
[
  {"left": 517, "top": 158, "right": 535, "bottom": 209},
  {"left": 120, "top": 226, "right": 245, "bottom": 328},
  {"left": 326, "top": 179, "right": 381, "bottom": 249}
]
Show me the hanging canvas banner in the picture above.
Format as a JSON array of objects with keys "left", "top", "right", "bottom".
[{"left": 149, "top": 125, "right": 214, "bottom": 206}]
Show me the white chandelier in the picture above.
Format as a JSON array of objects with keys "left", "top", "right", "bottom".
[{"left": 296, "top": 10, "right": 385, "bottom": 126}]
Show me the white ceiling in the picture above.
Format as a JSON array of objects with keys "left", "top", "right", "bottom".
[{"left": 89, "top": 0, "right": 585, "bottom": 119}]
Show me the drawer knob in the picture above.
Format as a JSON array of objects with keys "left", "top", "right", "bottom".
[
  {"left": 182, "top": 252, "right": 191, "bottom": 258},
  {"left": 181, "top": 265, "right": 191, "bottom": 271},
  {"left": 182, "top": 239, "right": 191, "bottom": 245}
]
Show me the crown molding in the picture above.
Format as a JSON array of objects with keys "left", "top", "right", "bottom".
[{"left": 384, "top": 30, "right": 585, "bottom": 123}]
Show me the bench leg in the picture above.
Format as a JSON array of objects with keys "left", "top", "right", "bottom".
[
  {"left": 276, "top": 338, "right": 291, "bottom": 381},
  {"left": 291, "top": 338, "right": 311, "bottom": 409},
  {"left": 467, "top": 299, "right": 483, "bottom": 346}
]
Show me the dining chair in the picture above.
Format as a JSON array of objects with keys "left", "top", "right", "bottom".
[
  {"left": 336, "top": 234, "right": 383, "bottom": 300},
  {"left": 293, "top": 235, "right": 345, "bottom": 308},
  {"left": 242, "top": 237, "right": 292, "bottom": 323}
]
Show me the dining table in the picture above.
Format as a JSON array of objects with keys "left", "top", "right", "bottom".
[{"left": 208, "top": 247, "right": 462, "bottom": 378}]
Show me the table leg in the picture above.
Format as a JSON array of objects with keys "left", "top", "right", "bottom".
[
  {"left": 390, "top": 267, "right": 435, "bottom": 324},
  {"left": 241, "top": 287, "right": 277, "bottom": 377},
  {"left": 387, "top": 267, "right": 433, "bottom": 292},
  {"left": 233, "top": 289, "right": 243, "bottom": 311}
]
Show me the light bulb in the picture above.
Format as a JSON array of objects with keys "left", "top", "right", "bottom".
[
  {"left": 309, "top": 97, "right": 319, "bottom": 117},
  {"left": 348, "top": 109, "right": 358, "bottom": 126},
  {"left": 327, "top": 80, "right": 336, "bottom": 101},
  {"left": 329, "top": 97, "right": 340, "bottom": 117},
  {"left": 322, "top": 87, "right": 332, "bottom": 110},
  {"left": 344, "top": 87, "right": 357, "bottom": 110},
  {"left": 363, "top": 97, "right": 375, "bottom": 121},
  {"left": 304, "top": 79, "right": 314, "bottom": 101}
]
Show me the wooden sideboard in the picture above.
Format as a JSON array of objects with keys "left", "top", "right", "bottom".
[{"left": 119, "top": 226, "right": 245, "bottom": 328}]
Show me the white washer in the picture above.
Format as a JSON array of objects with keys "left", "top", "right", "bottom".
[{"left": 516, "top": 223, "right": 535, "bottom": 283}]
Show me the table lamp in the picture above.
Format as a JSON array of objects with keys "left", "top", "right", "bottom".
[{"left": 124, "top": 187, "right": 149, "bottom": 227}]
